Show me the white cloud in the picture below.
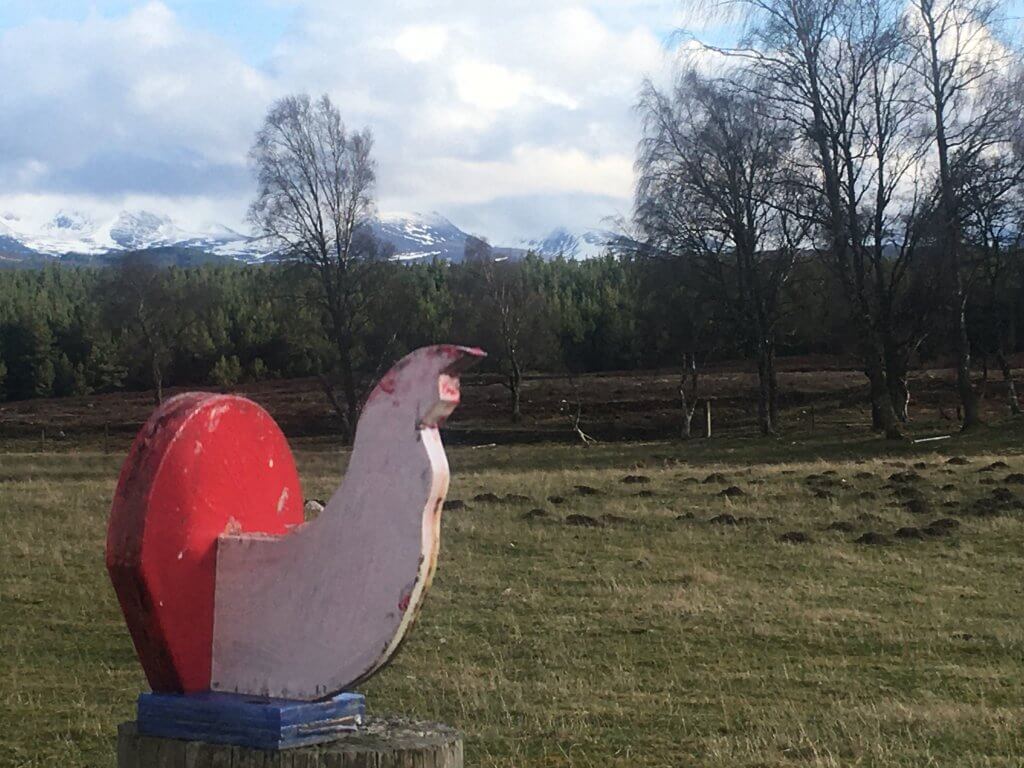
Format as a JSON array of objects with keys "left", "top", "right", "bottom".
[
  {"left": 0, "top": 192, "right": 250, "bottom": 235},
  {"left": 393, "top": 24, "right": 449, "bottom": 63},
  {"left": 451, "top": 59, "right": 579, "bottom": 112},
  {"left": 451, "top": 59, "right": 535, "bottom": 111},
  {"left": 0, "top": 1, "right": 677, "bottom": 241},
  {"left": 0, "top": 2, "right": 271, "bottom": 176},
  {"left": 396, "top": 145, "right": 634, "bottom": 206}
]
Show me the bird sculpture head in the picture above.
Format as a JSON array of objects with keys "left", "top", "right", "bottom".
[{"left": 361, "top": 344, "right": 486, "bottom": 432}]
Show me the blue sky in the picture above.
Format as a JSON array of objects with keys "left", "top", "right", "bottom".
[
  {"left": 0, "top": 1, "right": 1019, "bottom": 243},
  {"left": 0, "top": 1, "right": 685, "bottom": 67},
  {"left": 0, "top": 1, "right": 295, "bottom": 62}
]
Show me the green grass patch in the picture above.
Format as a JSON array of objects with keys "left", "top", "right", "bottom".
[{"left": 3, "top": 426, "right": 1024, "bottom": 766}]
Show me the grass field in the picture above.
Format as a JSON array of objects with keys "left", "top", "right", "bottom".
[{"left": 3, "top": 420, "right": 1024, "bottom": 767}]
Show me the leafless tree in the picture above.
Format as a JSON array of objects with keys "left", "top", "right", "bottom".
[
  {"left": 562, "top": 375, "right": 597, "bottom": 444},
  {"left": 458, "top": 238, "right": 557, "bottom": 423},
  {"left": 248, "top": 93, "right": 380, "bottom": 441},
  {"left": 962, "top": 155, "right": 1024, "bottom": 413},
  {"left": 620, "top": 235, "right": 718, "bottom": 439},
  {"left": 909, "top": 0, "right": 1023, "bottom": 429},
  {"left": 636, "top": 71, "right": 802, "bottom": 436},
  {"left": 677, "top": 352, "right": 703, "bottom": 439},
  {"left": 685, "top": 0, "right": 944, "bottom": 438}
]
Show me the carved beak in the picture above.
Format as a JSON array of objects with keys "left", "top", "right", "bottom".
[
  {"left": 442, "top": 346, "right": 487, "bottom": 376},
  {"left": 423, "top": 346, "right": 486, "bottom": 429}
]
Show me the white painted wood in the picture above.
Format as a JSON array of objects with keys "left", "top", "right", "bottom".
[{"left": 210, "top": 345, "right": 483, "bottom": 700}]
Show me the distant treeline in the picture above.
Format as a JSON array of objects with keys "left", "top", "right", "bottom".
[
  {"left": 6, "top": 0, "right": 1024, "bottom": 443},
  {"left": 0, "top": 249, "right": 1020, "bottom": 415}
]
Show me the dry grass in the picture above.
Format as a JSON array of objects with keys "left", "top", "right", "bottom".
[{"left": 3, "top": 429, "right": 1024, "bottom": 766}]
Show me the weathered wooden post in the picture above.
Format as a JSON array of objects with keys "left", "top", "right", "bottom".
[
  {"left": 106, "top": 345, "right": 484, "bottom": 767},
  {"left": 116, "top": 720, "right": 463, "bottom": 767},
  {"left": 704, "top": 399, "right": 713, "bottom": 439}
]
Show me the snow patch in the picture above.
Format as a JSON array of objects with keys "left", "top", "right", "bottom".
[{"left": 0, "top": 207, "right": 614, "bottom": 265}]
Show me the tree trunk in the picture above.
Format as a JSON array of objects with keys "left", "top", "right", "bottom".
[
  {"left": 889, "top": 374, "right": 910, "bottom": 423},
  {"left": 768, "top": 347, "right": 780, "bottom": 430},
  {"left": 680, "top": 379, "right": 693, "bottom": 439},
  {"left": 885, "top": 356, "right": 910, "bottom": 423},
  {"left": 922, "top": 6, "right": 981, "bottom": 431},
  {"left": 756, "top": 343, "right": 776, "bottom": 436},
  {"left": 321, "top": 370, "right": 357, "bottom": 444},
  {"left": 320, "top": 376, "right": 353, "bottom": 443},
  {"left": 508, "top": 359, "right": 522, "bottom": 424},
  {"left": 152, "top": 357, "right": 163, "bottom": 405},
  {"left": 864, "top": 350, "right": 902, "bottom": 440},
  {"left": 337, "top": 341, "right": 359, "bottom": 442},
  {"left": 996, "top": 349, "right": 1021, "bottom": 415},
  {"left": 954, "top": 297, "right": 981, "bottom": 430},
  {"left": 882, "top": 339, "right": 910, "bottom": 423},
  {"left": 325, "top": 298, "right": 359, "bottom": 443},
  {"left": 679, "top": 358, "right": 699, "bottom": 440},
  {"left": 566, "top": 377, "right": 596, "bottom": 445}
]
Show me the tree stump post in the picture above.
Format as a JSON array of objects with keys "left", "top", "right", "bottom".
[{"left": 117, "top": 718, "right": 463, "bottom": 768}]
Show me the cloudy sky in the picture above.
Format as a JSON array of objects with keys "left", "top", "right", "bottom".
[
  {"left": 0, "top": 2, "right": 1019, "bottom": 244},
  {"left": 0, "top": 0, "right": 708, "bottom": 244}
]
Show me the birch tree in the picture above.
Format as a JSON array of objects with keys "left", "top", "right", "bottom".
[
  {"left": 910, "top": 0, "right": 1022, "bottom": 429},
  {"left": 249, "top": 93, "right": 381, "bottom": 441},
  {"left": 684, "top": 0, "right": 941, "bottom": 437},
  {"left": 457, "top": 239, "right": 557, "bottom": 424},
  {"left": 635, "top": 71, "right": 801, "bottom": 435}
]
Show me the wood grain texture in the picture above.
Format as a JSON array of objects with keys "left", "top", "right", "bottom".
[
  {"left": 117, "top": 720, "right": 464, "bottom": 768},
  {"left": 211, "top": 346, "right": 484, "bottom": 700}
]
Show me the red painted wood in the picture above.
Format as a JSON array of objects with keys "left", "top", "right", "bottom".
[{"left": 107, "top": 394, "right": 303, "bottom": 693}]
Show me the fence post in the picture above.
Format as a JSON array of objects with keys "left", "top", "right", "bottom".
[{"left": 116, "top": 721, "right": 463, "bottom": 767}]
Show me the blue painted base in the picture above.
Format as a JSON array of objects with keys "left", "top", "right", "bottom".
[{"left": 136, "top": 691, "right": 366, "bottom": 750}]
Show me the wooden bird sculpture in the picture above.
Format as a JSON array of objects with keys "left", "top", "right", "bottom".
[{"left": 107, "top": 345, "right": 484, "bottom": 701}]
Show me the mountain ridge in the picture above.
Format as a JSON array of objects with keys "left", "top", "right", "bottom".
[{"left": 0, "top": 209, "right": 617, "bottom": 267}]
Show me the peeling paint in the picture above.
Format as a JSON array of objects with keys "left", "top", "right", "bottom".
[{"left": 206, "top": 404, "right": 232, "bottom": 432}]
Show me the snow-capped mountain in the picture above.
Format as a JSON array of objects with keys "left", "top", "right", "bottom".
[
  {"left": 0, "top": 209, "right": 274, "bottom": 263},
  {"left": 0, "top": 217, "right": 36, "bottom": 256},
  {"left": 374, "top": 211, "right": 470, "bottom": 262},
  {"left": 0, "top": 209, "right": 267, "bottom": 260},
  {"left": 0, "top": 209, "right": 488, "bottom": 265},
  {"left": 37, "top": 210, "right": 113, "bottom": 253},
  {"left": 521, "top": 227, "right": 619, "bottom": 260},
  {"left": 0, "top": 208, "right": 615, "bottom": 267}
]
